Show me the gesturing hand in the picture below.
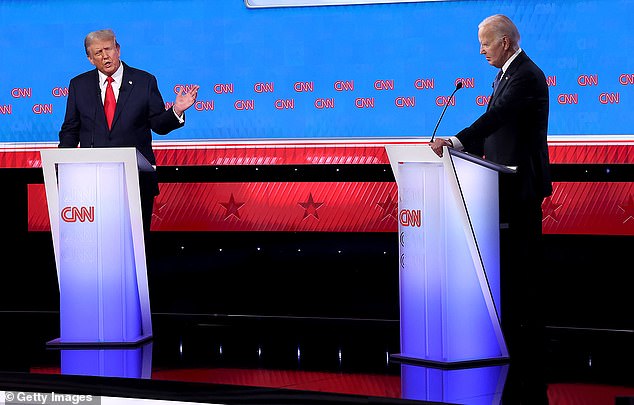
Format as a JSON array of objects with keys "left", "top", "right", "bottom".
[{"left": 173, "top": 84, "right": 200, "bottom": 116}]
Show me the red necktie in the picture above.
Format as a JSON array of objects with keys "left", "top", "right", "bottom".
[{"left": 104, "top": 76, "right": 116, "bottom": 129}]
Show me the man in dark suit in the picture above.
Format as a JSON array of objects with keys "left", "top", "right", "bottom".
[
  {"left": 430, "top": 14, "right": 552, "bottom": 357},
  {"left": 59, "top": 28, "right": 199, "bottom": 237}
]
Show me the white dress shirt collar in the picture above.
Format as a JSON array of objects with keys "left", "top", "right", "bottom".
[
  {"left": 97, "top": 63, "right": 124, "bottom": 100},
  {"left": 501, "top": 48, "right": 522, "bottom": 75}
]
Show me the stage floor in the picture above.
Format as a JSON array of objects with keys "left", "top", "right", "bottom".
[{"left": 1, "top": 312, "right": 634, "bottom": 405}]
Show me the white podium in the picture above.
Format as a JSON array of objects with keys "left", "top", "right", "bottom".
[
  {"left": 40, "top": 147, "right": 153, "bottom": 346},
  {"left": 386, "top": 145, "right": 513, "bottom": 367}
]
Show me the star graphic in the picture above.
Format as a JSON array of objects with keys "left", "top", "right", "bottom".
[
  {"left": 220, "top": 193, "right": 245, "bottom": 220},
  {"left": 618, "top": 194, "right": 634, "bottom": 224},
  {"left": 541, "top": 196, "right": 562, "bottom": 222},
  {"left": 298, "top": 193, "right": 324, "bottom": 220},
  {"left": 376, "top": 194, "right": 398, "bottom": 221}
]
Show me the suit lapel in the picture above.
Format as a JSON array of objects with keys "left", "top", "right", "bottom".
[
  {"left": 489, "top": 72, "right": 509, "bottom": 109},
  {"left": 111, "top": 63, "right": 134, "bottom": 130},
  {"left": 488, "top": 51, "right": 526, "bottom": 110},
  {"left": 93, "top": 70, "right": 110, "bottom": 130}
]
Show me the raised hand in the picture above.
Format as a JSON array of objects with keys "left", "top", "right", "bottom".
[{"left": 173, "top": 84, "right": 200, "bottom": 116}]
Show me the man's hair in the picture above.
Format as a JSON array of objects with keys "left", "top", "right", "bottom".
[
  {"left": 479, "top": 14, "right": 520, "bottom": 49},
  {"left": 84, "top": 29, "right": 119, "bottom": 56}
]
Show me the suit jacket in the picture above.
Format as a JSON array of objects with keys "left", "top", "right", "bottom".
[
  {"left": 456, "top": 51, "right": 552, "bottom": 202},
  {"left": 58, "top": 62, "right": 183, "bottom": 194}
]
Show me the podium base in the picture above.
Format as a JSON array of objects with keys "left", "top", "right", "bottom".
[
  {"left": 390, "top": 353, "right": 509, "bottom": 370},
  {"left": 46, "top": 334, "right": 152, "bottom": 349}
]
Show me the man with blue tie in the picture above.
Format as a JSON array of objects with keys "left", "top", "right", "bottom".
[
  {"left": 430, "top": 14, "right": 552, "bottom": 358},
  {"left": 58, "top": 29, "right": 200, "bottom": 236}
]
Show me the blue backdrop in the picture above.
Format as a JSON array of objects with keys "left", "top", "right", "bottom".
[{"left": 0, "top": 0, "right": 632, "bottom": 143}]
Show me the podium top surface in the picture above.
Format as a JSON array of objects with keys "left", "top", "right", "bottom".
[
  {"left": 39, "top": 147, "right": 155, "bottom": 172},
  {"left": 384, "top": 144, "right": 516, "bottom": 182},
  {"left": 448, "top": 149, "right": 516, "bottom": 174}
]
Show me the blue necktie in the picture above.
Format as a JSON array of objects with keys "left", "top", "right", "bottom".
[{"left": 492, "top": 69, "right": 503, "bottom": 94}]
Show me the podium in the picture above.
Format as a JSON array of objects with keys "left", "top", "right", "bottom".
[
  {"left": 40, "top": 147, "right": 153, "bottom": 346},
  {"left": 386, "top": 145, "right": 514, "bottom": 367}
]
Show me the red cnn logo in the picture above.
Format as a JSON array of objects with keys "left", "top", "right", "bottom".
[
  {"left": 61, "top": 206, "right": 95, "bottom": 223},
  {"left": 399, "top": 209, "right": 422, "bottom": 227}
]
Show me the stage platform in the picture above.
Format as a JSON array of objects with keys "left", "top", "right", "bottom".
[{"left": 2, "top": 312, "right": 634, "bottom": 405}]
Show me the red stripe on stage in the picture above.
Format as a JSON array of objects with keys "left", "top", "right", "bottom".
[
  {"left": 542, "top": 182, "right": 634, "bottom": 235},
  {"left": 29, "top": 182, "right": 399, "bottom": 233},
  {"left": 5, "top": 141, "right": 634, "bottom": 168},
  {"left": 29, "top": 181, "right": 634, "bottom": 235}
]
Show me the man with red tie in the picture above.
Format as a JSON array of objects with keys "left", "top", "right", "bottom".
[{"left": 58, "top": 29, "right": 200, "bottom": 236}]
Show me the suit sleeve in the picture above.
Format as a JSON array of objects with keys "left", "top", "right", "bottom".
[
  {"left": 58, "top": 79, "right": 81, "bottom": 148},
  {"left": 147, "top": 75, "right": 184, "bottom": 135},
  {"left": 456, "top": 68, "right": 545, "bottom": 153}
]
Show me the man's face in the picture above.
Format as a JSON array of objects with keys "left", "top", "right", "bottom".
[
  {"left": 87, "top": 38, "right": 121, "bottom": 76},
  {"left": 478, "top": 26, "right": 507, "bottom": 68}
]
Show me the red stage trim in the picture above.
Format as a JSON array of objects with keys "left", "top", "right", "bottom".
[
  {"left": 542, "top": 182, "right": 634, "bottom": 235},
  {"left": 16, "top": 139, "right": 634, "bottom": 236},
  {"left": 29, "top": 181, "right": 634, "bottom": 235},
  {"left": 29, "top": 182, "right": 399, "bottom": 232},
  {"left": 4, "top": 139, "right": 634, "bottom": 168}
]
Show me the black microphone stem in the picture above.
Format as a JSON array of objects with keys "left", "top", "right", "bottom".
[{"left": 430, "top": 82, "right": 463, "bottom": 143}]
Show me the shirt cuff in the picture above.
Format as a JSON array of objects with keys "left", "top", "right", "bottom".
[
  {"left": 449, "top": 136, "right": 464, "bottom": 151},
  {"left": 173, "top": 107, "right": 185, "bottom": 124}
]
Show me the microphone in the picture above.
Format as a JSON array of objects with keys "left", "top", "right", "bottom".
[{"left": 429, "top": 81, "right": 463, "bottom": 143}]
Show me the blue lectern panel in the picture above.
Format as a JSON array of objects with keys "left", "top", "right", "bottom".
[
  {"left": 58, "top": 162, "right": 142, "bottom": 343},
  {"left": 452, "top": 156, "right": 501, "bottom": 316},
  {"left": 398, "top": 162, "right": 445, "bottom": 360},
  {"left": 444, "top": 211, "right": 500, "bottom": 361},
  {"left": 61, "top": 345, "right": 148, "bottom": 378},
  {"left": 59, "top": 163, "right": 100, "bottom": 342},
  {"left": 401, "top": 363, "right": 508, "bottom": 404},
  {"left": 444, "top": 162, "right": 503, "bottom": 361},
  {"left": 96, "top": 164, "right": 142, "bottom": 342}
]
